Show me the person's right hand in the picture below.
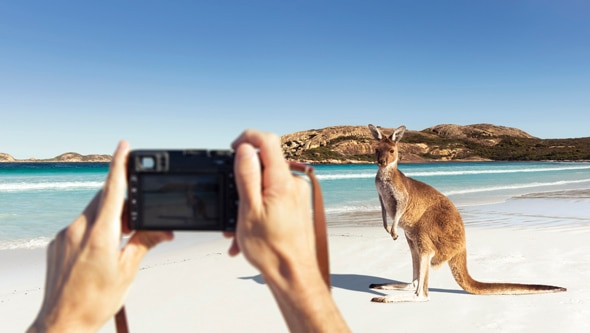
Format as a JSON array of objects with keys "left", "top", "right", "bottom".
[
  {"left": 226, "top": 129, "right": 350, "bottom": 333},
  {"left": 228, "top": 129, "right": 319, "bottom": 280}
]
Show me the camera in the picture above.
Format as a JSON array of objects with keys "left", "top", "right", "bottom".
[{"left": 127, "top": 149, "right": 238, "bottom": 231}]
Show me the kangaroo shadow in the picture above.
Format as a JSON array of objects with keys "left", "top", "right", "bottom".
[{"left": 239, "top": 273, "right": 467, "bottom": 296}]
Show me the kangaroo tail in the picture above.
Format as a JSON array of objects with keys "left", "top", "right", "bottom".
[{"left": 448, "top": 250, "right": 566, "bottom": 295}]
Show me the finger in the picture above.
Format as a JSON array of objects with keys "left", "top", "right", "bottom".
[
  {"left": 227, "top": 238, "right": 240, "bottom": 257},
  {"left": 120, "top": 231, "right": 174, "bottom": 273},
  {"left": 222, "top": 232, "right": 240, "bottom": 256},
  {"left": 222, "top": 231, "right": 235, "bottom": 239},
  {"left": 231, "top": 130, "right": 291, "bottom": 188},
  {"left": 233, "top": 143, "right": 263, "bottom": 210},
  {"left": 94, "top": 141, "right": 130, "bottom": 240}
]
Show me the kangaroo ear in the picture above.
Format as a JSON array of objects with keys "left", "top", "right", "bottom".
[
  {"left": 368, "top": 124, "right": 382, "bottom": 140},
  {"left": 391, "top": 125, "right": 406, "bottom": 142}
]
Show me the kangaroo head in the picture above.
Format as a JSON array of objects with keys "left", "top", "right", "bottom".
[{"left": 368, "top": 124, "right": 406, "bottom": 168}]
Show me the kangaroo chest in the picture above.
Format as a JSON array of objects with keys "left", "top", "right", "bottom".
[{"left": 375, "top": 171, "right": 409, "bottom": 224}]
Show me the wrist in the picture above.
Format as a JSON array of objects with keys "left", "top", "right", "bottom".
[
  {"left": 262, "top": 258, "right": 347, "bottom": 332},
  {"left": 266, "top": 259, "right": 326, "bottom": 292}
]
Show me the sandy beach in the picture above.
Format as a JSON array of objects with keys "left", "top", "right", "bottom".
[{"left": 1, "top": 194, "right": 589, "bottom": 332}]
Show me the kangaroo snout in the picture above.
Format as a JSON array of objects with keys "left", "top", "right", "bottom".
[{"left": 376, "top": 154, "right": 388, "bottom": 167}]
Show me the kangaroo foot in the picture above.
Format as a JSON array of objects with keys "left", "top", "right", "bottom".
[{"left": 371, "top": 293, "right": 429, "bottom": 303}]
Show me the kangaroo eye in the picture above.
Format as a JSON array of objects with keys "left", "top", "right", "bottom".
[{"left": 390, "top": 149, "right": 394, "bottom": 153}]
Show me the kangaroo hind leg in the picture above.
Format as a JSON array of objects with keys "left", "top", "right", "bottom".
[
  {"left": 371, "top": 251, "right": 433, "bottom": 303},
  {"left": 369, "top": 235, "right": 419, "bottom": 291}
]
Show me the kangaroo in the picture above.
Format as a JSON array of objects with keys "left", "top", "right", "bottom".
[{"left": 367, "top": 124, "right": 566, "bottom": 302}]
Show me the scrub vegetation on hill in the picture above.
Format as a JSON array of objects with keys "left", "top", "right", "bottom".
[{"left": 280, "top": 124, "right": 590, "bottom": 163}]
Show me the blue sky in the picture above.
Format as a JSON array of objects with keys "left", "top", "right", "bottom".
[{"left": 1, "top": 1, "right": 589, "bottom": 159}]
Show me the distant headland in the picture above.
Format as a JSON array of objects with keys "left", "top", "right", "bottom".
[
  {"left": 2, "top": 123, "right": 590, "bottom": 164},
  {"left": 0, "top": 152, "right": 112, "bottom": 163}
]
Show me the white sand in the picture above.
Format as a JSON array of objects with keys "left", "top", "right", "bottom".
[{"left": 1, "top": 197, "right": 589, "bottom": 332}]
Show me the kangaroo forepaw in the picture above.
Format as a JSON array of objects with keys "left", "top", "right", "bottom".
[
  {"left": 388, "top": 226, "right": 399, "bottom": 240},
  {"left": 389, "top": 230, "right": 399, "bottom": 240}
]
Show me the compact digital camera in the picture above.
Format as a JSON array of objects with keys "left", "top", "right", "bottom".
[{"left": 127, "top": 149, "right": 238, "bottom": 231}]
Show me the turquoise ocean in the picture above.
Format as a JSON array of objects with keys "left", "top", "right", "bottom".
[{"left": 1, "top": 161, "right": 590, "bottom": 250}]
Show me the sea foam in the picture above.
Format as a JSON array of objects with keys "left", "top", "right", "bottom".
[{"left": 0, "top": 181, "right": 104, "bottom": 192}]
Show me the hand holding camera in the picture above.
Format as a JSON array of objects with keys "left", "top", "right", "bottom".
[{"left": 29, "top": 130, "right": 350, "bottom": 333}]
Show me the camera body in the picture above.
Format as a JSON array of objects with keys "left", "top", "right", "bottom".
[{"left": 127, "top": 149, "right": 238, "bottom": 231}]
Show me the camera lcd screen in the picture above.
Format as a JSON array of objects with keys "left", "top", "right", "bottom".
[{"left": 140, "top": 174, "right": 222, "bottom": 229}]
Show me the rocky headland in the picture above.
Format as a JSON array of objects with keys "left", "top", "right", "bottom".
[
  {"left": 0, "top": 152, "right": 112, "bottom": 163},
  {"left": 281, "top": 124, "right": 590, "bottom": 163}
]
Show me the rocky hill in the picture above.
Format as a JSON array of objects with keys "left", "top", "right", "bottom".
[
  {"left": 50, "top": 152, "right": 112, "bottom": 162},
  {"left": 281, "top": 124, "right": 590, "bottom": 163},
  {"left": 0, "top": 152, "right": 112, "bottom": 163},
  {"left": 0, "top": 153, "right": 16, "bottom": 162},
  {"left": 3, "top": 124, "right": 589, "bottom": 164}
]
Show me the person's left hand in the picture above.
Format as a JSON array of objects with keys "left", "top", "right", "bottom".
[{"left": 28, "top": 141, "right": 174, "bottom": 333}]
